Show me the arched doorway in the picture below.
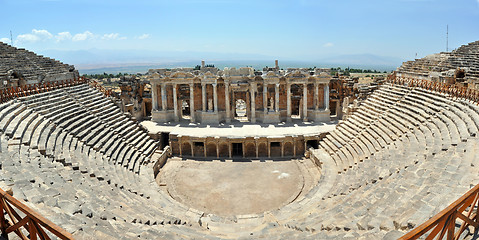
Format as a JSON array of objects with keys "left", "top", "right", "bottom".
[
  {"left": 291, "top": 84, "right": 302, "bottom": 119},
  {"left": 270, "top": 142, "right": 281, "bottom": 157},
  {"left": 193, "top": 142, "right": 204, "bottom": 157},
  {"left": 245, "top": 142, "right": 256, "bottom": 158},
  {"left": 258, "top": 142, "right": 267, "bottom": 157},
  {"left": 284, "top": 142, "right": 294, "bottom": 156},
  {"left": 219, "top": 143, "right": 229, "bottom": 157},
  {"left": 181, "top": 100, "right": 190, "bottom": 119},
  {"left": 206, "top": 143, "right": 217, "bottom": 157},
  {"left": 182, "top": 142, "right": 192, "bottom": 156}
]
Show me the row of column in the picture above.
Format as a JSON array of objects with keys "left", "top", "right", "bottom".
[{"left": 152, "top": 82, "right": 329, "bottom": 122}]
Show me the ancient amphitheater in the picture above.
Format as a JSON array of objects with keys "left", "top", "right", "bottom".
[{"left": 1, "top": 40, "right": 479, "bottom": 239}]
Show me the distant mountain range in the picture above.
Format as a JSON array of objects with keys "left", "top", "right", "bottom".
[{"left": 37, "top": 49, "right": 406, "bottom": 74}]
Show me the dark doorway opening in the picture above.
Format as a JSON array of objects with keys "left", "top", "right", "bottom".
[
  {"left": 161, "top": 132, "right": 170, "bottom": 148},
  {"left": 307, "top": 140, "right": 319, "bottom": 149},
  {"left": 182, "top": 100, "right": 190, "bottom": 118},
  {"left": 232, "top": 143, "right": 243, "bottom": 157},
  {"left": 145, "top": 102, "right": 152, "bottom": 116},
  {"left": 270, "top": 142, "right": 281, "bottom": 157}
]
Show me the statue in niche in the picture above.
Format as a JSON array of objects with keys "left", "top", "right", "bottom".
[
  {"left": 269, "top": 97, "right": 274, "bottom": 111},
  {"left": 208, "top": 98, "right": 213, "bottom": 112}
]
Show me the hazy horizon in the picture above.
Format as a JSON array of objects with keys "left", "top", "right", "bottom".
[{"left": 1, "top": 0, "right": 478, "bottom": 74}]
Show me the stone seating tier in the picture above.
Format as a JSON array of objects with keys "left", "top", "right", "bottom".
[{"left": 2, "top": 81, "right": 479, "bottom": 239}]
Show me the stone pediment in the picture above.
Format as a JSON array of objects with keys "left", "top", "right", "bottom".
[
  {"left": 264, "top": 71, "right": 280, "bottom": 78},
  {"left": 202, "top": 71, "right": 217, "bottom": 81},
  {"left": 149, "top": 72, "right": 162, "bottom": 79},
  {"left": 262, "top": 71, "right": 281, "bottom": 82},
  {"left": 285, "top": 70, "right": 307, "bottom": 79},
  {"left": 170, "top": 71, "right": 195, "bottom": 79}
]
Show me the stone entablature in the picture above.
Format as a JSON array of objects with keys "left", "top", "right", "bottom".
[{"left": 149, "top": 67, "right": 332, "bottom": 124}]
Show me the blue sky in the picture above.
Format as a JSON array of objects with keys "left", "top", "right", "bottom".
[{"left": 1, "top": 0, "right": 478, "bottom": 64}]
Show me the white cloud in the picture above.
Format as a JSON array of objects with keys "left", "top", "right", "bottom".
[
  {"left": 101, "top": 33, "right": 126, "bottom": 40},
  {"left": 16, "top": 29, "right": 53, "bottom": 43},
  {"left": 72, "top": 31, "right": 94, "bottom": 41},
  {"left": 32, "top": 29, "right": 53, "bottom": 39},
  {"left": 137, "top": 34, "right": 150, "bottom": 40},
  {"left": 323, "top": 42, "right": 334, "bottom": 47},
  {"left": 55, "top": 32, "right": 72, "bottom": 42},
  {"left": 0, "top": 38, "right": 10, "bottom": 43}
]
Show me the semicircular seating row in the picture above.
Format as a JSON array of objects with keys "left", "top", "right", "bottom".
[
  {"left": 1, "top": 82, "right": 479, "bottom": 239},
  {"left": 0, "top": 42, "right": 74, "bottom": 81},
  {"left": 270, "top": 82, "right": 479, "bottom": 239},
  {"left": 0, "top": 83, "right": 214, "bottom": 239}
]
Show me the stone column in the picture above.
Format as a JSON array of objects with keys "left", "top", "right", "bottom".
[
  {"left": 263, "top": 84, "right": 268, "bottom": 113},
  {"left": 275, "top": 83, "right": 279, "bottom": 112},
  {"left": 228, "top": 143, "right": 232, "bottom": 158},
  {"left": 191, "top": 141, "right": 194, "bottom": 157},
  {"left": 216, "top": 141, "right": 219, "bottom": 158},
  {"left": 152, "top": 83, "right": 158, "bottom": 110},
  {"left": 303, "top": 83, "right": 308, "bottom": 121},
  {"left": 281, "top": 141, "right": 284, "bottom": 157},
  {"left": 268, "top": 142, "right": 271, "bottom": 158},
  {"left": 231, "top": 91, "right": 235, "bottom": 117},
  {"left": 286, "top": 83, "right": 291, "bottom": 122},
  {"left": 293, "top": 140, "right": 296, "bottom": 157},
  {"left": 189, "top": 84, "right": 195, "bottom": 122},
  {"left": 204, "top": 141, "right": 207, "bottom": 157},
  {"left": 161, "top": 83, "right": 167, "bottom": 111},
  {"left": 246, "top": 90, "right": 251, "bottom": 119},
  {"left": 242, "top": 143, "right": 246, "bottom": 158},
  {"left": 250, "top": 83, "right": 256, "bottom": 123},
  {"left": 225, "top": 82, "right": 231, "bottom": 123},
  {"left": 324, "top": 84, "right": 330, "bottom": 110},
  {"left": 314, "top": 83, "right": 319, "bottom": 110},
  {"left": 179, "top": 138, "right": 182, "bottom": 157},
  {"left": 173, "top": 84, "right": 179, "bottom": 121},
  {"left": 202, "top": 84, "right": 206, "bottom": 112},
  {"left": 255, "top": 139, "right": 259, "bottom": 158},
  {"left": 213, "top": 83, "right": 218, "bottom": 113}
]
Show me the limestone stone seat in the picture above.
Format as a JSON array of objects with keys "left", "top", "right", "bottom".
[
  {"left": 4, "top": 108, "right": 33, "bottom": 138},
  {"left": 12, "top": 111, "right": 38, "bottom": 141},
  {"left": 0, "top": 147, "right": 198, "bottom": 239},
  {"left": 0, "top": 102, "right": 26, "bottom": 133},
  {"left": 288, "top": 138, "right": 474, "bottom": 235}
]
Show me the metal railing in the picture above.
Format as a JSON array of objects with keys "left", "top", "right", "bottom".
[
  {"left": 388, "top": 77, "right": 479, "bottom": 103},
  {"left": 0, "top": 78, "right": 87, "bottom": 103},
  {"left": 399, "top": 184, "right": 479, "bottom": 240},
  {"left": 389, "top": 75, "right": 479, "bottom": 239},
  {"left": 88, "top": 78, "right": 112, "bottom": 97},
  {"left": 0, "top": 188, "right": 74, "bottom": 240},
  {"left": 0, "top": 76, "right": 114, "bottom": 103}
]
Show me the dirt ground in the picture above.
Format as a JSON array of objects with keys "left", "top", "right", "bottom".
[{"left": 159, "top": 159, "right": 315, "bottom": 216}]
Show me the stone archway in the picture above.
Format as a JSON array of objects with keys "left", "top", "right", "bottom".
[
  {"left": 245, "top": 142, "right": 256, "bottom": 158},
  {"left": 270, "top": 142, "right": 281, "bottom": 157},
  {"left": 218, "top": 143, "right": 229, "bottom": 157},
  {"left": 258, "top": 142, "right": 267, "bottom": 157},
  {"left": 182, "top": 142, "right": 192, "bottom": 156},
  {"left": 284, "top": 142, "right": 294, "bottom": 156},
  {"left": 206, "top": 143, "right": 217, "bottom": 157}
]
